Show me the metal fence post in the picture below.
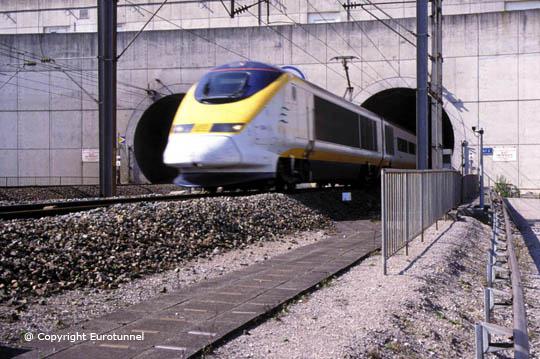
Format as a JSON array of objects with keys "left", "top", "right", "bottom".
[
  {"left": 381, "top": 169, "right": 387, "bottom": 275},
  {"left": 405, "top": 173, "right": 409, "bottom": 256},
  {"left": 421, "top": 172, "right": 425, "bottom": 242},
  {"left": 475, "top": 324, "right": 485, "bottom": 358}
]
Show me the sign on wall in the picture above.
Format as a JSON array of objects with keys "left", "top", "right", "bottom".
[
  {"left": 482, "top": 147, "right": 493, "bottom": 155},
  {"left": 493, "top": 147, "right": 517, "bottom": 162},
  {"left": 82, "top": 149, "right": 99, "bottom": 162}
]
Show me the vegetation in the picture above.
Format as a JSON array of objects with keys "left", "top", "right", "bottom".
[{"left": 494, "top": 176, "right": 520, "bottom": 198}]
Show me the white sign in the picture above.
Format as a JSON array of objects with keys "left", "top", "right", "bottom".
[
  {"left": 342, "top": 192, "right": 352, "bottom": 202},
  {"left": 82, "top": 149, "right": 99, "bottom": 162},
  {"left": 493, "top": 147, "right": 517, "bottom": 162}
]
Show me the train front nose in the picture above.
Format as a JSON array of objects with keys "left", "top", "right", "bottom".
[{"left": 163, "top": 134, "right": 242, "bottom": 168}]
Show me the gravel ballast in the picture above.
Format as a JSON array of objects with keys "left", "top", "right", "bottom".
[
  {"left": 0, "top": 184, "right": 180, "bottom": 205},
  {"left": 0, "top": 193, "right": 333, "bottom": 304},
  {"left": 211, "top": 216, "right": 491, "bottom": 359},
  {"left": 0, "top": 230, "right": 327, "bottom": 346}
]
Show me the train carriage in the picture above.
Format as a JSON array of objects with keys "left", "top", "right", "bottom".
[{"left": 163, "top": 61, "right": 416, "bottom": 188}]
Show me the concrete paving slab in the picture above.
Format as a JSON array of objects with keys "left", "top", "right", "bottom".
[
  {"left": 156, "top": 308, "right": 217, "bottom": 322},
  {"left": 123, "top": 318, "right": 193, "bottom": 333},
  {"left": 99, "top": 309, "right": 146, "bottom": 325},
  {"left": 47, "top": 342, "right": 140, "bottom": 359},
  {"left": 32, "top": 221, "right": 379, "bottom": 358},
  {"left": 132, "top": 346, "right": 191, "bottom": 359}
]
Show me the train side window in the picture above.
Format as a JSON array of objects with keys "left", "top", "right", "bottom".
[
  {"left": 291, "top": 86, "right": 297, "bottom": 101},
  {"left": 314, "top": 96, "right": 360, "bottom": 148},
  {"left": 397, "top": 137, "right": 408, "bottom": 153},
  {"left": 408, "top": 142, "right": 416, "bottom": 154},
  {"left": 384, "top": 125, "right": 395, "bottom": 155},
  {"left": 360, "top": 116, "right": 377, "bottom": 151}
]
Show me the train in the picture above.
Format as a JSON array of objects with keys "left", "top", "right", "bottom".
[{"left": 163, "top": 61, "right": 416, "bottom": 189}]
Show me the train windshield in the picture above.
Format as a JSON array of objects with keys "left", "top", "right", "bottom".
[{"left": 195, "top": 69, "right": 282, "bottom": 104}]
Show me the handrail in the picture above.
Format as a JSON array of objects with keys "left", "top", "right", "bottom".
[
  {"left": 475, "top": 193, "right": 529, "bottom": 358},
  {"left": 502, "top": 198, "right": 530, "bottom": 358}
]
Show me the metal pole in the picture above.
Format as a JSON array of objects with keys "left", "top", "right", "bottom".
[
  {"left": 421, "top": 172, "right": 425, "bottom": 242},
  {"left": 416, "top": 0, "right": 429, "bottom": 169},
  {"left": 405, "top": 174, "right": 409, "bottom": 256},
  {"left": 257, "top": 0, "right": 261, "bottom": 25},
  {"left": 98, "top": 0, "right": 117, "bottom": 197},
  {"left": 479, "top": 130, "right": 485, "bottom": 209},
  {"left": 381, "top": 169, "right": 387, "bottom": 275},
  {"left": 430, "top": 0, "right": 443, "bottom": 169}
]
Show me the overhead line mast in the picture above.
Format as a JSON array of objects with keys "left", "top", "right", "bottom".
[
  {"left": 416, "top": 0, "right": 429, "bottom": 169},
  {"left": 98, "top": 0, "right": 117, "bottom": 197}
]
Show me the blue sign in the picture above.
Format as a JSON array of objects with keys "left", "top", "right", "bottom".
[{"left": 483, "top": 147, "right": 493, "bottom": 155}]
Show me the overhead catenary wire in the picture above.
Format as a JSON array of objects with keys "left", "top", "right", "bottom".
[
  {"left": 0, "top": 48, "right": 154, "bottom": 102},
  {"left": 124, "top": 0, "right": 251, "bottom": 61},
  {"left": 303, "top": 0, "right": 397, "bottom": 90},
  {"left": 0, "top": 71, "right": 108, "bottom": 105},
  {"left": 336, "top": 3, "right": 408, "bottom": 88},
  {"left": 2, "top": 0, "right": 413, "bottom": 102},
  {"left": 0, "top": 71, "right": 138, "bottom": 107},
  {"left": 344, "top": 0, "right": 416, "bottom": 47},
  {"left": 266, "top": 1, "right": 382, "bottom": 88},
  {"left": 117, "top": 0, "right": 169, "bottom": 60},
  {"left": 0, "top": 69, "right": 20, "bottom": 91},
  {"left": 351, "top": 0, "right": 417, "bottom": 39},
  {"left": 0, "top": 43, "right": 140, "bottom": 94},
  {"left": 0, "top": 43, "right": 169, "bottom": 99},
  {"left": 0, "top": 42, "right": 163, "bottom": 97},
  {"left": 243, "top": 8, "right": 365, "bottom": 93}
]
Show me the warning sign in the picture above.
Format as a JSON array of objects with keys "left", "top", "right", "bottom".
[
  {"left": 493, "top": 147, "right": 517, "bottom": 162},
  {"left": 82, "top": 149, "right": 99, "bottom": 162}
]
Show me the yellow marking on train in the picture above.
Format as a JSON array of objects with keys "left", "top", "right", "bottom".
[
  {"left": 280, "top": 148, "right": 415, "bottom": 168},
  {"left": 170, "top": 73, "right": 290, "bottom": 133},
  {"left": 192, "top": 123, "right": 212, "bottom": 132}
]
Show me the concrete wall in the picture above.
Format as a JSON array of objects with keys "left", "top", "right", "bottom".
[
  {"left": 2, "top": 0, "right": 537, "bottom": 34},
  {"left": 0, "top": 10, "right": 539, "bottom": 189}
]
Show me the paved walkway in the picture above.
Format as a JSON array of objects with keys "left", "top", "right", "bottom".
[{"left": 19, "top": 220, "right": 380, "bottom": 359}]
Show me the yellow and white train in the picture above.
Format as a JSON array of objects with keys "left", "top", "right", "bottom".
[{"left": 163, "top": 61, "right": 416, "bottom": 188}]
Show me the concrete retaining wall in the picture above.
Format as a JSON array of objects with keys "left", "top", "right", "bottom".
[{"left": 0, "top": 9, "right": 539, "bottom": 189}]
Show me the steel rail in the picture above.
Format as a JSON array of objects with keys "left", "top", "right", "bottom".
[
  {"left": 502, "top": 198, "right": 530, "bottom": 359},
  {"left": 0, "top": 187, "right": 337, "bottom": 220}
]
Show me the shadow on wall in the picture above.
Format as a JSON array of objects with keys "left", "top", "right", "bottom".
[{"left": 134, "top": 94, "right": 184, "bottom": 184}]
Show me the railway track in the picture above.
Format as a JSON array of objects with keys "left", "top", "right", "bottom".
[
  {"left": 0, "top": 191, "right": 246, "bottom": 220},
  {"left": 0, "top": 186, "right": 344, "bottom": 220}
]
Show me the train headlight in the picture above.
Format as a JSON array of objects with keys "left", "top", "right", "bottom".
[
  {"left": 172, "top": 124, "right": 194, "bottom": 133},
  {"left": 210, "top": 123, "right": 245, "bottom": 133}
]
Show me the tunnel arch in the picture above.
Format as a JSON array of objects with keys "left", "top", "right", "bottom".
[
  {"left": 124, "top": 82, "right": 193, "bottom": 184},
  {"left": 132, "top": 93, "right": 184, "bottom": 183},
  {"left": 361, "top": 87, "right": 454, "bottom": 152},
  {"left": 355, "top": 77, "right": 467, "bottom": 169}
]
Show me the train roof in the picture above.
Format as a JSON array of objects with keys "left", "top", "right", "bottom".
[
  {"left": 206, "top": 61, "right": 414, "bottom": 136},
  {"left": 211, "top": 61, "right": 284, "bottom": 73},
  {"left": 288, "top": 73, "right": 414, "bottom": 135}
]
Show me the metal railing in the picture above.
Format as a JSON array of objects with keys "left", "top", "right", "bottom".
[
  {"left": 475, "top": 193, "right": 529, "bottom": 358},
  {"left": 381, "top": 169, "right": 475, "bottom": 274}
]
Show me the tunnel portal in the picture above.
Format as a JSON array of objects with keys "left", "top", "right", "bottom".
[
  {"left": 134, "top": 93, "right": 184, "bottom": 184},
  {"left": 361, "top": 88, "right": 455, "bottom": 165}
]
